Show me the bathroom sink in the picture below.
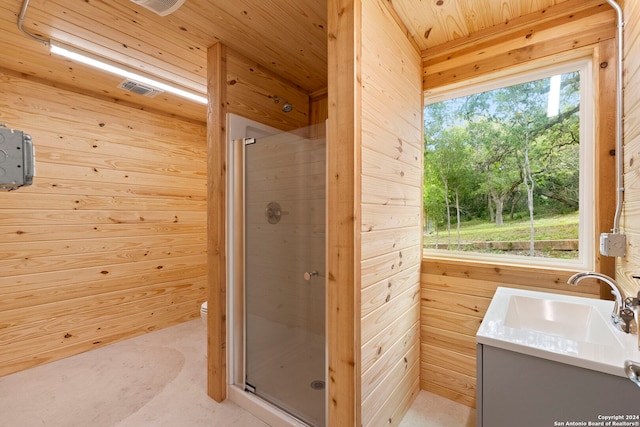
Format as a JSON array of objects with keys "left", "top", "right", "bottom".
[
  {"left": 503, "top": 295, "right": 619, "bottom": 346},
  {"left": 477, "top": 287, "right": 640, "bottom": 377}
]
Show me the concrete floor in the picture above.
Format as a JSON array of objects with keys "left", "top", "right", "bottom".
[{"left": 0, "top": 319, "right": 475, "bottom": 427}]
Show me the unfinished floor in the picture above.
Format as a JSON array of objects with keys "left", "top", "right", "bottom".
[{"left": 0, "top": 319, "right": 475, "bottom": 427}]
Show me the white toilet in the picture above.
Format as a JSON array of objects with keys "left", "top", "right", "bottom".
[{"left": 200, "top": 301, "right": 208, "bottom": 325}]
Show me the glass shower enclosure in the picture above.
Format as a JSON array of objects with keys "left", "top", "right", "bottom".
[{"left": 232, "top": 122, "right": 326, "bottom": 426}]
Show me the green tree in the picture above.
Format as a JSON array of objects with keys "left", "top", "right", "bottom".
[{"left": 424, "top": 70, "right": 581, "bottom": 257}]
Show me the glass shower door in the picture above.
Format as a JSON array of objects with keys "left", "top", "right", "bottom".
[{"left": 244, "top": 125, "right": 326, "bottom": 426}]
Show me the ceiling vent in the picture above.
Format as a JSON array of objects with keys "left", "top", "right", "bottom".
[
  {"left": 118, "top": 79, "right": 164, "bottom": 98},
  {"left": 129, "top": 0, "right": 186, "bottom": 16}
]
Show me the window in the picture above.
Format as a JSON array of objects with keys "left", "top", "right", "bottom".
[{"left": 423, "top": 59, "right": 594, "bottom": 269}]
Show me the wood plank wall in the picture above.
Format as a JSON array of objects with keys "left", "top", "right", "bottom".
[
  {"left": 421, "top": 260, "right": 600, "bottom": 407},
  {"left": 617, "top": 0, "right": 640, "bottom": 298},
  {"left": 360, "top": 1, "right": 423, "bottom": 426},
  {"left": 421, "top": 2, "right": 616, "bottom": 408},
  {"left": 206, "top": 44, "right": 313, "bottom": 402},
  {"left": 0, "top": 68, "right": 207, "bottom": 377}
]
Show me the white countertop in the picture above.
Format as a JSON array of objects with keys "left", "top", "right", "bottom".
[{"left": 476, "top": 287, "right": 640, "bottom": 377}]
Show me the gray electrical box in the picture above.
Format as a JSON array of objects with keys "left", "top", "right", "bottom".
[
  {"left": 0, "top": 124, "right": 35, "bottom": 191},
  {"left": 600, "top": 232, "right": 627, "bottom": 257}
]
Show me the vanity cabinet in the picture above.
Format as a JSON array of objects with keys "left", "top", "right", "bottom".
[{"left": 477, "top": 344, "right": 640, "bottom": 427}]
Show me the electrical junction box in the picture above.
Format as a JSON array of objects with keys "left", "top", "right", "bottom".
[
  {"left": 600, "top": 232, "right": 626, "bottom": 257},
  {"left": 0, "top": 125, "right": 35, "bottom": 191}
]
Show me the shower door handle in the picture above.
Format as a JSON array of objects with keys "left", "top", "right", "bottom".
[{"left": 304, "top": 271, "right": 319, "bottom": 281}]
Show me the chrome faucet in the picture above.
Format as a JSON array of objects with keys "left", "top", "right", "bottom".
[{"left": 567, "top": 271, "right": 634, "bottom": 333}]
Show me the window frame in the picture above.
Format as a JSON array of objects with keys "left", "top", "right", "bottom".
[{"left": 422, "top": 57, "right": 595, "bottom": 271}]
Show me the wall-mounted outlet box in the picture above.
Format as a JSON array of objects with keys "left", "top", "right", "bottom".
[
  {"left": 600, "top": 233, "right": 626, "bottom": 257},
  {"left": 0, "top": 125, "right": 35, "bottom": 191}
]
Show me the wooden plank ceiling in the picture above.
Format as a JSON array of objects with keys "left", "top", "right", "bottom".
[
  {"left": 392, "top": 0, "right": 574, "bottom": 50},
  {"left": 0, "top": 0, "right": 572, "bottom": 122}
]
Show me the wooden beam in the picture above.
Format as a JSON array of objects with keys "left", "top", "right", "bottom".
[
  {"left": 423, "top": 4, "right": 615, "bottom": 90},
  {"left": 327, "top": 0, "right": 362, "bottom": 425},
  {"left": 422, "top": 0, "right": 611, "bottom": 61},
  {"left": 594, "top": 38, "right": 618, "bottom": 294},
  {"left": 206, "top": 42, "right": 227, "bottom": 403}
]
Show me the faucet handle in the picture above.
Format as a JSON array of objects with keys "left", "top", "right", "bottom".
[
  {"left": 620, "top": 308, "right": 637, "bottom": 334},
  {"left": 625, "top": 296, "right": 639, "bottom": 308}
]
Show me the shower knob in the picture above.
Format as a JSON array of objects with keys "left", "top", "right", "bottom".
[
  {"left": 304, "top": 271, "right": 319, "bottom": 281},
  {"left": 265, "top": 201, "right": 282, "bottom": 224}
]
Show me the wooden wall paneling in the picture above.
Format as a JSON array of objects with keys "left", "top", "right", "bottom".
[
  {"left": 1, "top": 300, "right": 200, "bottom": 376},
  {"left": 0, "top": 279, "right": 204, "bottom": 375},
  {"left": 226, "top": 50, "right": 310, "bottom": 131},
  {"left": 424, "top": 260, "right": 601, "bottom": 295},
  {"left": 361, "top": 288, "right": 420, "bottom": 346},
  {"left": 624, "top": 88, "right": 640, "bottom": 153},
  {"left": 327, "top": 0, "right": 361, "bottom": 425},
  {"left": 421, "top": 343, "right": 476, "bottom": 377},
  {"left": 206, "top": 42, "right": 227, "bottom": 403},
  {"left": 624, "top": 1, "right": 640, "bottom": 79},
  {"left": 421, "top": 307, "right": 482, "bottom": 338},
  {"left": 361, "top": 246, "right": 422, "bottom": 295},
  {"left": 310, "top": 88, "right": 329, "bottom": 129},
  {"left": 373, "top": 375, "right": 421, "bottom": 427},
  {"left": 421, "top": 359, "right": 476, "bottom": 407},
  {"left": 420, "top": 257, "right": 602, "bottom": 408},
  {"left": 360, "top": 0, "right": 423, "bottom": 426},
  {"left": 618, "top": 0, "right": 640, "bottom": 298},
  {"left": 0, "top": 69, "right": 207, "bottom": 377},
  {"left": 361, "top": 341, "right": 420, "bottom": 426},
  {"left": 0, "top": 273, "right": 205, "bottom": 333},
  {"left": 0, "top": 233, "right": 205, "bottom": 269},
  {"left": 362, "top": 316, "right": 419, "bottom": 401},
  {"left": 361, "top": 310, "right": 420, "bottom": 372},
  {"left": 361, "top": 176, "right": 423, "bottom": 207},
  {"left": 0, "top": 254, "right": 205, "bottom": 308},
  {"left": 423, "top": 270, "right": 599, "bottom": 299},
  {"left": 361, "top": 264, "right": 421, "bottom": 317}
]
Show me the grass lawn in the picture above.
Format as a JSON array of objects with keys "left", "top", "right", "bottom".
[{"left": 424, "top": 212, "right": 580, "bottom": 259}]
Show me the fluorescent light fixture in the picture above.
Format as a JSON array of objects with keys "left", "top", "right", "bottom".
[
  {"left": 50, "top": 42, "right": 208, "bottom": 105},
  {"left": 547, "top": 74, "right": 561, "bottom": 118}
]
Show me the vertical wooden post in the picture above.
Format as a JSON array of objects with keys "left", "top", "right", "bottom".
[
  {"left": 594, "top": 38, "right": 617, "bottom": 290},
  {"left": 327, "top": 0, "right": 362, "bottom": 425},
  {"left": 207, "top": 42, "right": 228, "bottom": 402}
]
